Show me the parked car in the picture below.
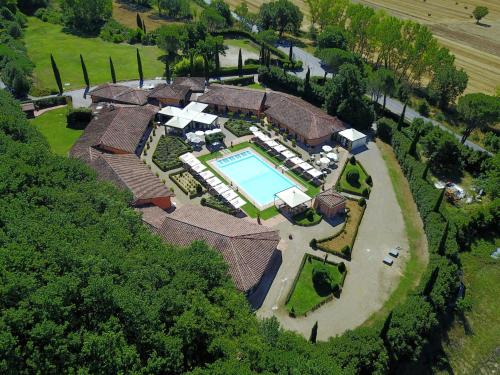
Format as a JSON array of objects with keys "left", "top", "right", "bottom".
[
  {"left": 383, "top": 257, "right": 394, "bottom": 266},
  {"left": 389, "top": 248, "right": 400, "bottom": 258}
]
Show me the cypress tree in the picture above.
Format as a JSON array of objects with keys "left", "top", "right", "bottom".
[
  {"left": 215, "top": 52, "right": 220, "bottom": 79},
  {"left": 109, "top": 57, "right": 116, "bottom": 83},
  {"left": 304, "top": 67, "right": 311, "bottom": 93},
  {"left": 266, "top": 50, "right": 271, "bottom": 68},
  {"left": 50, "top": 54, "right": 63, "bottom": 95},
  {"left": 238, "top": 48, "right": 243, "bottom": 77},
  {"left": 398, "top": 100, "right": 408, "bottom": 130},
  {"left": 289, "top": 43, "right": 293, "bottom": 63},
  {"left": 136, "top": 13, "right": 143, "bottom": 29},
  {"left": 142, "top": 20, "right": 146, "bottom": 34},
  {"left": 136, "top": 49, "right": 143, "bottom": 87},
  {"left": 164, "top": 59, "right": 171, "bottom": 84},
  {"left": 309, "top": 321, "right": 318, "bottom": 343},
  {"left": 80, "top": 54, "right": 89, "bottom": 88},
  {"left": 380, "top": 311, "right": 393, "bottom": 345},
  {"left": 203, "top": 58, "right": 209, "bottom": 82},
  {"left": 259, "top": 45, "right": 264, "bottom": 65}
]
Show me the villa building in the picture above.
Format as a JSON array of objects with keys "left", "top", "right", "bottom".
[
  {"left": 197, "top": 85, "right": 266, "bottom": 116},
  {"left": 148, "top": 84, "right": 192, "bottom": 108},
  {"left": 313, "top": 189, "right": 346, "bottom": 219},
  {"left": 139, "top": 204, "right": 281, "bottom": 295},
  {"left": 90, "top": 84, "right": 148, "bottom": 106},
  {"left": 173, "top": 77, "right": 206, "bottom": 93},
  {"left": 264, "top": 92, "right": 346, "bottom": 146}
]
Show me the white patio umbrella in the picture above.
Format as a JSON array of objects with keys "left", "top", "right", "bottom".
[
  {"left": 191, "top": 163, "right": 207, "bottom": 173},
  {"left": 214, "top": 183, "right": 230, "bottom": 195},
  {"left": 229, "top": 197, "right": 246, "bottom": 209},
  {"left": 319, "top": 157, "right": 330, "bottom": 165},
  {"left": 211, "top": 128, "right": 222, "bottom": 133},
  {"left": 195, "top": 130, "right": 205, "bottom": 137},
  {"left": 273, "top": 144, "right": 287, "bottom": 153},
  {"left": 326, "top": 152, "right": 338, "bottom": 161},
  {"left": 265, "top": 140, "right": 279, "bottom": 148},
  {"left": 281, "top": 150, "right": 295, "bottom": 159},
  {"left": 322, "top": 145, "right": 333, "bottom": 153},
  {"left": 298, "top": 162, "right": 313, "bottom": 171},
  {"left": 186, "top": 158, "right": 201, "bottom": 167},
  {"left": 206, "top": 176, "right": 222, "bottom": 187},
  {"left": 199, "top": 170, "right": 214, "bottom": 180},
  {"left": 179, "top": 152, "right": 196, "bottom": 163},
  {"left": 222, "top": 190, "right": 239, "bottom": 201},
  {"left": 190, "top": 136, "right": 203, "bottom": 144}
]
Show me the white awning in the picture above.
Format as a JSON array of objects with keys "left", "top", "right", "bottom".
[
  {"left": 159, "top": 106, "right": 184, "bottom": 117},
  {"left": 222, "top": 190, "right": 238, "bottom": 201},
  {"left": 186, "top": 158, "right": 201, "bottom": 167},
  {"left": 265, "top": 140, "right": 279, "bottom": 148},
  {"left": 199, "top": 170, "right": 214, "bottom": 180},
  {"left": 281, "top": 150, "right": 295, "bottom": 159},
  {"left": 273, "top": 145, "right": 287, "bottom": 153},
  {"left": 289, "top": 157, "right": 304, "bottom": 165},
  {"left": 213, "top": 183, "right": 230, "bottom": 194},
  {"left": 275, "top": 187, "right": 311, "bottom": 208},
  {"left": 307, "top": 169, "right": 323, "bottom": 178},
  {"left": 298, "top": 162, "right": 313, "bottom": 171},
  {"left": 229, "top": 197, "right": 246, "bottom": 209},
  {"left": 191, "top": 163, "right": 207, "bottom": 173},
  {"left": 179, "top": 152, "right": 196, "bottom": 162},
  {"left": 166, "top": 116, "right": 191, "bottom": 129},
  {"left": 206, "top": 176, "right": 222, "bottom": 187},
  {"left": 339, "top": 128, "right": 367, "bottom": 142},
  {"left": 184, "top": 101, "right": 208, "bottom": 112}
]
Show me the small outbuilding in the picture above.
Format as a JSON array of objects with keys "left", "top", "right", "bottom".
[
  {"left": 337, "top": 128, "right": 367, "bottom": 151},
  {"left": 21, "top": 102, "right": 35, "bottom": 119},
  {"left": 313, "top": 189, "right": 346, "bottom": 219}
]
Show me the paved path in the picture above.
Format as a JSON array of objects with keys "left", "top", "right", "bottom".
[{"left": 257, "top": 140, "right": 410, "bottom": 340}]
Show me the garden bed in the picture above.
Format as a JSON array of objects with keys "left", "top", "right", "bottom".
[
  {"left": 152, "top": 135, "right": 191, "bottom": 171},
  {"left": 169, "top": 170, "right": 204, "bottom": 198},
  {"left": 224, "top": 119, "right": 254, "bottom": 137},
  {"left": 293, "top": 208, "right": 322, "bottom": 226},
  {"left": 315, "top": 199, "right": 366, "bottom": 260},
  {"left": 336, "top": 158, "right": 371, "bottom": 197},
  {"left": 201, "top": 195, "right": 236, "bottom": 215},
  {"left": 285, "top": 254, "right": 347, "bottom": 317}
]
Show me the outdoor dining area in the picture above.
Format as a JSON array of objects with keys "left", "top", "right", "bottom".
[
  {"left": 179, "top": 153, "right": 246, "bottom": 212},
  {"left": 251, "top": 130, "right": 334, "bottom": 186},
  {"left": 184, "top": 128, "right": 223, "bottom": 147}
]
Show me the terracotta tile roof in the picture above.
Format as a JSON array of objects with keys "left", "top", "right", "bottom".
[
  {"left": 138, "top": 205, "right": 280, "bottom": 292},
  {"left": 92, "top": 153, "right": 173, "bottom": 202},
  {"left": 264, "top": 91, "right": 346, "bottom": 140},
  {"left": 148, "top": 84, "right": 191, "bottom": 101},
  {"left": 315, "top": 189, "right": 346, "bottom": 208},
  {"left": 70, "top": 105, "right": 157, "bottom": 158},
  {"left": 197, "top": 84, "right": 266, "bottom": 112},
  {"left": 173, "top": 77, "right": 206, "bottom": 92},
  {"left": 90, "top": 84, "right": 148, "bottom": 105}
]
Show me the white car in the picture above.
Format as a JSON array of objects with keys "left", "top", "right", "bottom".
[
  {"left": 389, "top": 248, "right": 400, "bottom": 258},
  {"left": 383, "top": 257, "right": 394, "bottom": 266}
]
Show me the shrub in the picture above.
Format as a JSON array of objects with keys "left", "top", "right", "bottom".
[
  {"left": 338, "top": 262, "right": 346, "bottom": 273},
  {"left": 365, "top": 175, "right": 372, "bottom": 186},
  {"left": 33, "top": 96, "right": 68, "bottom": 110},
  {"left": 99, "top": 19, "right": 133, "bottom": 44},
  {"left": 341, "top": 245, "right": 351, "bottom": 256},
  {"left": 346, "top": 170, "right": 360, "bottom": 185},
  {"left": 417, "top": 99, "right": 430, "bottom": 116},
  {"left": 312, "top": 265, "right": 333, "bottom": 293},
  {"left": 201, "top": 197, "right": 206, "bottom": 205},
  {"left": 196, "top": 184, "right": 203, "bottom": 195},
  {"left": 358, "top": 198, "right": 366, "bottom": 207},
  {"left": 309, "top": 238, "right": 317, "bottom": 249},
  {"left": 362, "top": 188, "right": 369, "bottom": 197},
  {"left": 66, "top": 108, "right": 92, "bottom": 129},
  {"left": 377, "top": 117, "right": 396, "bottom": 142},
  {"left": 349, "top": 155, "right": 356, "bottom": 164}
]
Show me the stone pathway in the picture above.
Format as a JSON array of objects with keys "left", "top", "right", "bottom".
[{"left": 256, "top": 140, "right": 410, "bottom": 340}]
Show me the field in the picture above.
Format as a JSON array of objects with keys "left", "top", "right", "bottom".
[
  {"left": 29, "top": 107, "right": 83, "bottom": 156},
  {"left": 228, "top": 0, "right": 500, "bottom": 94},
  {"left": 285, "top": 255, "right": 345, "bottom": 316},
  {"left": 25, "top": 17, "right": 165, "bottom": 93},
  {"left": 443, "top": 237, "right": 500, "bottom": 374}
]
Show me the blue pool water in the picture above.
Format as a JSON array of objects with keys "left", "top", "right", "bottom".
[{"left": 215, "top": 150, "right": 296, "bottom": 207}]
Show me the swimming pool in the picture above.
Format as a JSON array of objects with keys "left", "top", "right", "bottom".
[{"left": 215, "top": 149, "right": 297, "bottom": 207}]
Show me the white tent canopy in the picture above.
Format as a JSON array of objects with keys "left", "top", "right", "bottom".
[
  {"left": 281, "top": 150, "right": 295, "bottom": 159},
  {"left": 179, "top": 152, "right": 196, "bottom": 163},
  {"left": 186, "top": 158, "right": 201, "bottom": 167},
  {"left": 265, "top": 140, "right": 279, "bottom": 148},
  {"left": 338, "top": 128, "right": 366, "bottom": 142},
  {"left": 214, "top": 183, "right": 230, "bottom": 195},
  {"left": 229, "top": 197, "right": 246, "bottom": 209},
  {"left": 326, "top": 152, "right": 338, "bottom": 161},
  {"left": 275, "top": 187, "right": 311, "bottom": 208},
  {"left": 307, "top": 169, "right": 323, "bottom": 178},
  {"left": 322, "top": 145, "right": 333, "bottom": 152},
  {"left": 206, "top": 176, "right": 222, "bottom": 187},
  {"left": 166, "top": 116, "right": 191, "bottom": 129},
  {"left": 298, "top": 162, "right": 313, "bottom": 171},
  {"left": 199, "top": 170, "right": 214, "bottom": 180},
  {"left": 289, "top": 157, "right": 304, "bottom": 166},
  {"left": 184, "top": 102, "right": 208, "bottom": 112},
  {"left": 273, "top": 144, "right": 287, "bottom": 153},
  {"left": 222, "top": 190, "right": 238, "bottom": 201},
  {"left": 191, "top": 163, "right": 207, "bottom": 173}
]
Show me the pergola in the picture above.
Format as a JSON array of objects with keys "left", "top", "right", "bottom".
[{"left": 274, "top": 186, "right": 312, "bottom": 215}]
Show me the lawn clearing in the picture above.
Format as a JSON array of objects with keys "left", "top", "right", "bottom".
[
  {"left": 29, "top": 106, "right": 83, "bottom": 156},
  {"left": 362, "top": 140, "right": 428, "bottom": 328},
  {"left": 285, "top": 254, "right": 346, "bottom": 316},
  {"left": 337, "top": 159, "right": 370, "bottom": 196},
  {"left": 152, "top": 136, "right": 192, "bottom": 171},
  {"left": 224, "top": 38, "right": 261, "bottom": 54},
  {"left": 444, "top": 236, "right": 500, "bottom": 374},
  {"left": 245, "top": 82, "right": 266, "bottom": 90},
  {"left": 316, "top": 200, "right": 364, "bottom": 259},
  {"left": 25, "top": 17, "right": 164, "bottom": 93}
]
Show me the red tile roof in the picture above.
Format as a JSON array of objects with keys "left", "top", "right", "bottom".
[
  {"left": 173, "top": 77, "right": 205, "bottom": 92},
  {"left": 315, "top": 189, "right": 346, "bottom": 208},
  {"left": 197, "top": 84, "right": 266, "bottom": 112},
  {"left": 264, "top": 91, "right": 346, "bottom": 141},
  {"left": 90, "top": 84, "right": 148, "bottom": 105},
  {"left": 148, "top": 84, "right": 191, "bottom": 101},
  {"left": 139, "top": 205, "right": 280, "bottom": 292}
]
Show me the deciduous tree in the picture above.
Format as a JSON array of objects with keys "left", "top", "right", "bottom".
[
  {"left": 457, "top": 93, "right": 500, "bottom": 143},
  {"left": 472, "top": 6, "right": 488, "bottom": 24}
]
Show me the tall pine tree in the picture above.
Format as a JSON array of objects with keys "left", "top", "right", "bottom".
[
  {"left": 80, "top": 54, "right": 90, "bottom": 88},
  {"left": 289, "top": 43, "right": 293, "bottom": 63},
  {"left": 109, "top": 57, "right": 116, "bottom": 83},
  {"left": 238, "top": 48, "right": 243, "bottom": 77},
  {"left": 215, "top": 52, "right": 220, "bottom": 79},
  {"left": 50, "top": 54, "right": 63, "bottom": 95},
  {"left": 309, "top": 321, "right": 318, "bottom": 343},
  {"left": 136, "top": 13, "right": 143, "bottom": 30},
  {"left": 136, "top": 49, "right": 143, "bottom": 87}
]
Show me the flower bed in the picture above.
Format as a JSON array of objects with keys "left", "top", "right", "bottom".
[
  {"left": 285, "top": 254, "right": 347, "bottom": 317},
  {"left": 169, "top": 170, "right": 204, "bottom": 198},
  {"left": 336, "top": 158, "right": 372, "bottom": 197},
  {"left": 224, "top": 119, "right": 254, "bottom": 137},
  {"left": 201, "top": 196, "right": 235, "bottom": 215},
  {"left": 293, "top": 208, "right": 322, "bottom": 226},
  {"left": 315, "top": 199, "right": 366, "bottom": 261},
  {"left": 152, "top": 136, "right": 191, "bottom": 171}
]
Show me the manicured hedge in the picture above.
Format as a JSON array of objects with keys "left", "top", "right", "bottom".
[
  {"left": 152, "top": 135, "right": 192, "bottom": 171},
  {"left": 32, "top": 95, "right": 70, "bottom": 110},
  {"left": 220, "top": 64, "right": 259, "bottom": 76},
  {"left": 221, "top": 75, "right": 255, "bottom": 86}
]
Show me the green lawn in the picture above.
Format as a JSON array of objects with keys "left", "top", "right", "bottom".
[
  {"left": 286, "top": 255, "right": 345, "bottom": 316},
  {"left": 338, "top": 159, "right": 370, "bottom": 196},
  {"left": 362, "top": 140, "right": 428, "bottom": 328},
  {"left": 245, "top": 82, "right": 265, "bottom": 90},
  {"left": 29, "top": 107, "right": 83, "bottom": 156},
  {"left": 444, "top": 237, "right": 500, "bottom": 374},
  {"left": 25, "top": 17, "right": 164, "bottom": 94},
  {"left": 198, "top": 142, "right": 319, "bottom": 220},
  {"left": 224, "top": 38, "right": 260, "bottom": 54},
  {"left": 293, "top": 208, "right": 322, "bottom": 226}
]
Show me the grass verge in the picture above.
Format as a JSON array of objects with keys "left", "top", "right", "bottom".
[
  {"left": 362, "top": 140, "right": 428, "bottom": 328},
  {"left": 29, "top": 106, "right": 82, "bottom": 156}
]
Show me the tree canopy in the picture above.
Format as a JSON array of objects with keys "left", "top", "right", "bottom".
[
  {"left": 457, "top": 93, "right": 500, "bottom": 143},
  {"left": 258, "top": 0, "right": 303, "bottom": 36},
  {"left": 60, "top": 0, "right": 112, "bottom": 34}
]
